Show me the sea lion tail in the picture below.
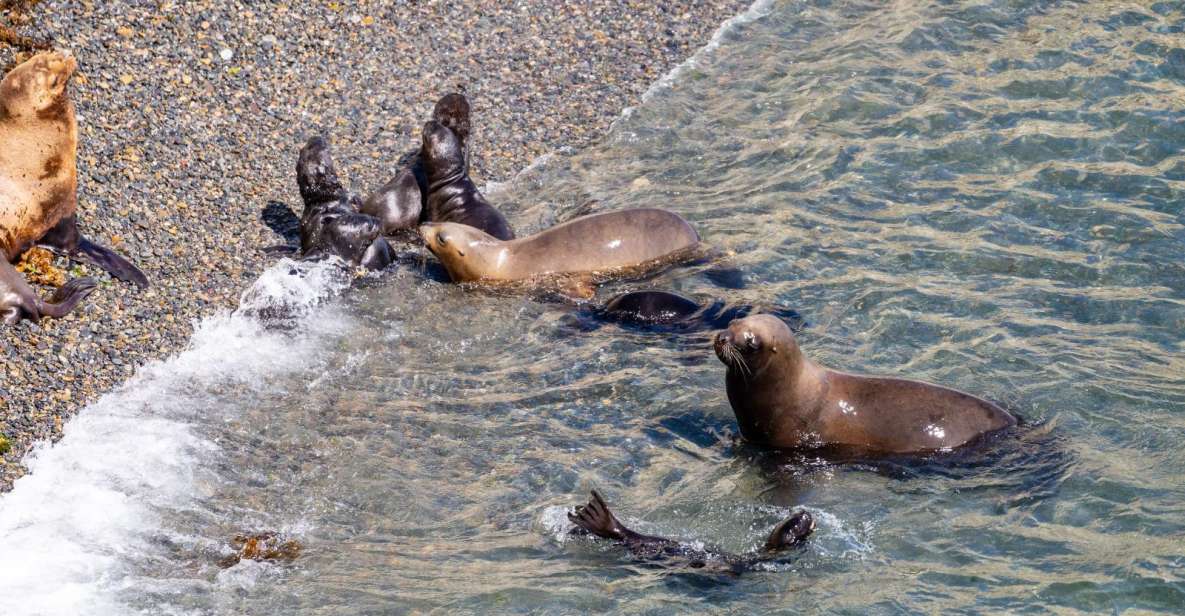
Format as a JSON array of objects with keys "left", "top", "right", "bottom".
[
  {"left": 36, "top": 276, "right": 97, "bottom": 319},
  {"left": 568, "top": 490, "right": 629, "bottom": 541},
  {"left": 762, "top": 510, "right": 815, "bottom": 553},
  {"left": 77, "top": 237, "right": 150, "bottom": 289}
]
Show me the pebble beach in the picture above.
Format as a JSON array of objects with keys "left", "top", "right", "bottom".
[{"left": 0, "top": 0, "right": 748, "bottom": 490}]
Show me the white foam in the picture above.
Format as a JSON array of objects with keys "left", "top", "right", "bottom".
[{"left": 0, "top": 259, "right": 350, "bottom": 616}]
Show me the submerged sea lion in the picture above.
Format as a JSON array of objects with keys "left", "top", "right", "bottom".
[
  {"left": 419, "top": 209, "right": 700, "bottom": 291},
  {"left": 568, "top": 490, "right": 814, "bottom": 573},
  {"left": 295, "top": 136, "right": 393, "bottom": 270},
  {"left": 362, "top": 92, "right": 475, "bottom": 236},
  {"left": 596, "top": 290, "right": 806, "bottom": 332},
  {"left": 0, "top": 52, "right": 148, "bottom": 288},
  {"left": 714, "top": 314, "right": 1017, "bottom": 453},
  {"left": 420, "top": 119, "right": 514, "bottom": 240}
]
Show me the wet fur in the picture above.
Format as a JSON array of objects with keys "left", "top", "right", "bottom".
[{"left": 714, "top": 314, "right": 1017, "bottom": 453}]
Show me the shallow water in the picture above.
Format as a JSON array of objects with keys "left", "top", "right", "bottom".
[{"left": 4, "top": 0, "right": 1185, "bottom": 613}]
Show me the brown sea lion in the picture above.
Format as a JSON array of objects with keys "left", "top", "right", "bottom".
[
  {"left": 0, "top": 51, "right": 148, "bottom": 288},
  {"left": 714, "top": 314, "right": 1017, "bottom": 454},
  {"left": 420, "top": 119, "right": 514, "bottom": 240},
  {"left": 295, "top": 136, "right": 393, "bottom": 270},
  {"left": 568, "top": 490, "right": 814, "bottom": 573},
  {"left": 361, "top": 92, "right": 473, "bottom": 236},
  {"left": 418, "top": 208, "right": 700, "bottom": 290}
]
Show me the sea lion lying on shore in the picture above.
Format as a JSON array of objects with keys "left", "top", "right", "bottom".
[
  {"left": 568, "top": 490, "right": 814, "bottom": 573},
  {"left": 295, "top": 136, "right": 393, "bottom": 270},
  {"left": 0, "top": 52, "right": 143, "bottom": 324},
  {"left": 714, "top": 314, "right": 1017, "bottom": 454},
  {"left": 419, "top": 208, "right": 699, "bottom": 297}
]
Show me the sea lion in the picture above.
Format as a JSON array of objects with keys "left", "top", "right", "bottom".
[
  {"left": 420, "top": 119, "right": 514, "bottom": 240},
  {"left": 361, "top": 92, "right": 473, "bottom": 236},
  {"left": 295, "top": 136, "right": 393, "bottom": 270},
  {"left": 419, "top": 209, "right": 700, "bottom": 291},
  {"left": 568, "top": 490, "right": 814, "bottom": 573},
  {"left": 0, "top": 51, "right": 148, "bottom": 287},
  {"left": 714, "top": 314, "right": 1017, "bottom": 453},
  {"left": 591, "top": 290, "right": 807, "bottom": 333}
]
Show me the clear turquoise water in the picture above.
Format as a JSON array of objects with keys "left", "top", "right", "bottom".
[{"left": 2, "top": 0, "right": 1184, "bottom": 613}]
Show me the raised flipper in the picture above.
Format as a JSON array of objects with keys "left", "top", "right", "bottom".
[
  {"left": 567, "top": 490, "right": 631, "bottom": 541},
  {"left": 34, "top": 276, "right": 98, "bottom": 320},
  {"left": 35, "top": 214, "right": 149, "bottom": 288}
]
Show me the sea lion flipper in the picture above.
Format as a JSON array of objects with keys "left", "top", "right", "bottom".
[
  {"left": 76, "top": 237, "right": 149, "bottom": 289},
  {"left": 568, "top": 490, "right": 628, "bottom": 541},
  {"left": 34, "top": 276, "right": 97, "bottom": 319}
]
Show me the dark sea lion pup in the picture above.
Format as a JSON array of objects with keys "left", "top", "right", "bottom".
[
  {"left": 295, "top": 136, "right": 393, "bottom": 270},
  {"left": 568, "top": 490, "right": 814, "bottom": 573},
  {"left": 714, "top": 314, "right": 1017, "bottom": 454},
  {"left": 361, "top": 92, "right": 473, "bottom": 236},
  {"left": 420, "top": 119, "right": 514, "bottom": 240},
  {"left": 596, "top": 290, "right": 806, "bottom": 332},
  {"left": 0, "top": 52, "right": 148, "bottom": 288}
]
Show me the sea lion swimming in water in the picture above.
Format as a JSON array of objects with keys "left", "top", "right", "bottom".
[
  {"left": 420, "top": 119, "right": 514, "bottom": 240},
  {"left": 418, "top": 209, "right": 700, "bottom": 295},
  {"left": 295, "top": 136, "right": 393, "bottom": 270},
  {"left": 594, "top": 290, "right": 806, "bottom": 333},
  {"left": 567, "top": 490, "right": 814, "bottom": 573},
  {"left": 361, "top": 93, "right": 475, "bottom": 237},
  {"left": 0, "top": 51, "right": 148, "bottom": 288},
  {"left": 714, "top": 314, "right": 1017, "bottom": 454}
]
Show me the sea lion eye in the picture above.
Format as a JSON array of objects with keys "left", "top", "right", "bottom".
[
  {"left": 743, "top": 331, "right": 760, "bottom": 351},
  {"left": 437, "top": 233, "right": 449, "bottom": 246}
]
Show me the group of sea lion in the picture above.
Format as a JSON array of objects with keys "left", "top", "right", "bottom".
[
  {"left": 1, "top": 52, "right": 1020, "bottom": 572},
  {"left": 281, "top": 93, "right": 1018, "bottom": 570},
  {"left": 0, "top": 52, "right": 147, "bottom": 325}
]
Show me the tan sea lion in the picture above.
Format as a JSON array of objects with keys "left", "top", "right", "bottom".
[
  {"left": 714, "top": 314, "right": 1017, "bottom": 454},
  {"left": 0, "top": 51, "right": 148, "bottom": 288},
  {"left": 418, "top": 208, "right": 700, "bottom": 291}
]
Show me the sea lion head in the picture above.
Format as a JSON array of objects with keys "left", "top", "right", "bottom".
[
  {"left": 296, "top": 136, "right": 346, "bottom": 206},
  {"left": 421, "top": 120, "right": 465, "bottom": 184},
  {"left": 419, "top": 222, "right": 501, "bottom": 281},
  {"left": 763, "top": 510, "right": 816, "bottom": 551},
  {"left": 0, "top": 51, "right": 77, "bottom": 119},
  {"left": 714, "top": 313, "right": 799, "bottom": 376},
  {"left": 317, "top": 212, "right": 383, "bottom": 264},
  {"left": 432, "top": 92, "right": 471, "bottom": 146}
]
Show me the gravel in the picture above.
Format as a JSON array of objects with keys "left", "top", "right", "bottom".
[{"left": 0, "top": 0, "right": 749, "bottom": 490}]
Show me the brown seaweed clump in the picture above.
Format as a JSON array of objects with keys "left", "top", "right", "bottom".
[
  {"left": 218, "top": 532, "right": 303, "bottom": 568},
  {"left": 1, "top": 0, "right": 49, "bottom": 56},
  {"left": 15, "top": 247, "right": 67, "bottom": 287}
]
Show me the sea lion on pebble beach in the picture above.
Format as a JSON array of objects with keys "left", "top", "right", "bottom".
[
  {"left": 362, "top": 93, "right": 476, "bottom": 236},
  {"left": 568, "top": 490, "right": 814, "bottom": 573},
  {"left": 420, "top": 119, "right": 514, "bottom": 240},
  {"left": 419, "top": 209, "right": 700, "bottom": 293},
  {"left": 295, "top": 136, "right": 393, "bottom": 270},
  {"left": 714, "top": 314, "right": 1017, "bottom": 453},
  {"left": 0, "top": 51, "right": 148, "bottom": 288}
]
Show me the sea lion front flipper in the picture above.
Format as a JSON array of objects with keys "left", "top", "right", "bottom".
[
  {"left": 35, "top": 276, "right": 98, "bottom": 319},
  {"left": 359, "top": 237, "right": 394, "bottom": 271},
  {"left": 76, "top": 237, "right": 149, "bottom": 289},
  {"left": 568, "top": 491, "right": 629, "bottom": 541}
]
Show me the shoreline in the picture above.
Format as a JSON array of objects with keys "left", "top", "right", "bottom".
[{"left": 0, "top": 0, "right": 750, "bottom": 490}]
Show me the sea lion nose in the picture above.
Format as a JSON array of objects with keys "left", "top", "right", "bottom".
[{"left": 714, "top": 331, "right": 731, "bottom": 351}]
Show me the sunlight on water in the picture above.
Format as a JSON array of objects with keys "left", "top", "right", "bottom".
[{"left": 3, "top": 1, "right": 1185, "bottom": 613}]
